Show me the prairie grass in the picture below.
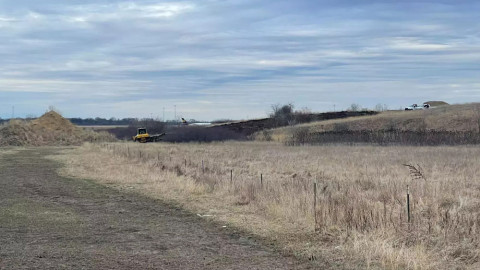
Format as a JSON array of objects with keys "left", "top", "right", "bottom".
[
  {"left": 259, "top": 103, "right": 480, "bottom": 143},
  {"left": 55, "top": 142, "right": 480, "bottom": 269}
]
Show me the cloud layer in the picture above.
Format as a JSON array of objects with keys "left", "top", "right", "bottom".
[{"left": 1, "top": 0, "right": 479, "bottom": 120}]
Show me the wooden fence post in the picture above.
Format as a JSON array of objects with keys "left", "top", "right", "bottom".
[
  {"left": 407, "top": 185, "right": 411, "bottom": 224},
  {"left": 314, "top": 182, "right": 318, "bottom": 232},
  {"left": 230, "top": 169, "right": 233, "bottom": 183}
]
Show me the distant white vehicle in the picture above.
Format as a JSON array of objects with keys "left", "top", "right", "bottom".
[
  {"left": 405, "top": 103, "right": 430, "bottom": 111},
  {"left": 190, "top": 122, "right": 211, "bottom": 126}
]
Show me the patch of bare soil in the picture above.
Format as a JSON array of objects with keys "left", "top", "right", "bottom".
[{"left": 0, "top": 148, "right": 313, "bottom": 269}]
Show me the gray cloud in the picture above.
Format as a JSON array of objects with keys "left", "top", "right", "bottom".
[{"left": 0, "top": 0, "right": 479, "bottom": 119}]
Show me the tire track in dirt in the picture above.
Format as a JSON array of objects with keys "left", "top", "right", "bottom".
[{"left": 0, "top": 148, "right": 314, "bottom": 269}]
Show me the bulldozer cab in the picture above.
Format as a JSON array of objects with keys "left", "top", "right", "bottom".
[{"left": 137, "top": 128, "right": 147, "bottom": 135}]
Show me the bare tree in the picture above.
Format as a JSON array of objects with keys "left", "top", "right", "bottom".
[
  {"left": 375, "top": 103, "right": 388, "bottom": 112},
  {"left": 270, "top": 103, "right": 295, "bottom": 126},
  {"left": 348, "top": 103, "right": 361, "bottom": 112}
]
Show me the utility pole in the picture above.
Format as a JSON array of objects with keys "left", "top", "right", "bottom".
[
  {"left": 163, "top": 107, "right": 165, "bottom": 122},
  {"left": 174, "top": 105, "right": 177, "bottom": 123},
  {"left": 333, "top": 104, "right": 336, "bottom": 112}
]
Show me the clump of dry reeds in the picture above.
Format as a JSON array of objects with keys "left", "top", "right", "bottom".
[{"left": 403, "top": 164, "right": 426, "bottom": 181}]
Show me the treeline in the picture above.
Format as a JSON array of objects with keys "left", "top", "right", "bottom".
[
  {"left": 69, "top": 117, "right": 137, "bottom": 126},
  {"left": 70, "top": 117, "right": 204, "bottom": 126},
  {"left": 0, "top": 117, "right": 157, "bottom": 127},
  {"left": 218, "top": 109, "right": 377, "bottom": 136},
  {"left": 269, "top": 103, "right": 376, "bottom": 127}
]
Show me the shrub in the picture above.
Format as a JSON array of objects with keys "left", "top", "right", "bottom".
[
  {"left": 270, "top": 103, "right": 295, "bottom": 127},
  {"left": 289, "top": 127, "right": 310, "bottom": 145}
]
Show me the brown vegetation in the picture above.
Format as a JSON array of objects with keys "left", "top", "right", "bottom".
[
  {"left": 257, "top": 103, "right": 480, "bottom": 144},
  {"left": 286, "top": 130, "right": 480, "bottom": 146},
  {"left": 212, "top": 111, "right": 377, "bottom": 136},
  {"left": 55, "top": 142, "right": 480, "bottom": 269},
  {"left": 1, "top": 148, "right": 307, "bottom": 269},
  {"left": 0, "top": 111, "right": 115, "bottom": 146}
]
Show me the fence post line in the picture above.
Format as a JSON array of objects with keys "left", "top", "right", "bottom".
[
  {"left": 185, "top": 159, "right": 187, "bottom": 169},
  {"left": 261, "top": 173, "right": 263, "bottom": 188},
  {"left": 230, "top": 169, "right": 233, "bottom": 183},
  {"left": 314, "top": 181, "right": 318, "bottom": 232}
]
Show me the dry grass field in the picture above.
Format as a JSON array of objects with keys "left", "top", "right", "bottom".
[
  {"left": 258, "top": 103, "right": 480, "bottom": 143},
  {"left": 54, "top": 141, "right": 480, "bottom": 269},
  {"left": 2, "top": 147, "right": 310, "bottom": 269}
]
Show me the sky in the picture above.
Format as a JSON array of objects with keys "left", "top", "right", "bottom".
[{"left": 0, "top": 0, "right": 479, "bottom": 120}]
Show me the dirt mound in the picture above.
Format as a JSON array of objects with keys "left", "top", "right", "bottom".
[
  {"left": 31, "top": 111, "right": 80, "bottom": 134},
  {"left": 0, "top": 111, "right": 115, "bottom": 146}
]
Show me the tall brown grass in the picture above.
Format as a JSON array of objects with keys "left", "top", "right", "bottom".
[
  {"left": 258, "top": 103, "right": 480, "bottom": 143},
  {"left": 55, "top": 142, "right": 480, "bottom": 269}
]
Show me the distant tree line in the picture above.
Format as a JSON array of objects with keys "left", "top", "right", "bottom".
[
  {"left": 68, "top": 117, "right": 202, "bottom": 126},
  {"left": 269, "top": 103, "right": 376, "bottom": 127},
  {"left": 68, "top": 117, "right": 137, "bottom": 126}
]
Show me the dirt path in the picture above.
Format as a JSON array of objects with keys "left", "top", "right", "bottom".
[{"left": 0, "top": 148, "right": 314, "bottom": 270}]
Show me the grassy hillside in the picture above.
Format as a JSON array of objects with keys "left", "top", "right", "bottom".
[
  {"left": 256, "top": 103, "right": 480, "bottom": 143},
  {"left": 211, "top": 111, "right": 377, "bottom": 136}
]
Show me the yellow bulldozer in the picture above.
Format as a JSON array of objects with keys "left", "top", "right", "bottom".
[{"left": 132, "top": 128, "right": 166, "bottom": 143}]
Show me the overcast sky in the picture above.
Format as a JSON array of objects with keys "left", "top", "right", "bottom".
[{"left": 1, "top": 0, "right": 479, "bottom": 120}]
